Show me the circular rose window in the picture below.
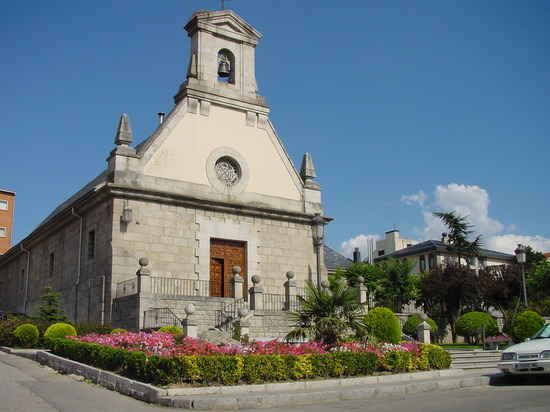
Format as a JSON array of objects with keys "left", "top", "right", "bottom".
[
  {"left": 214, "top": 157, "right": 240, "bottom": 187},
  {"left": 206, "top": 147, "right": 249, "bottom": 195}
]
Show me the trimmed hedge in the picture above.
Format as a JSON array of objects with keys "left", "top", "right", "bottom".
[
  {"left": 157, "top": 326, "right": 183, "bottom": 335},
  {"left": 363, "top": 307, "right": 401, "bottom": 344},
  {"left": 44, "top": 323, "right": 77, "bottom": 348},
  {"left": 422, "top": 344, "right": 452, "bottom": 370},
  {"left": 456, "top": 311, "right": 499, "bottom": 343},
  {"left": 50, "top": 338, "right": 450, "bottom": 387},
  {"left": 13, "top": 324, "right": 40, "bottom": 348},
  {"left": 511, "top": 311, "right": 545, "bottom": 343}
]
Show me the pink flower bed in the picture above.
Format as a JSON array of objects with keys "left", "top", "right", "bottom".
[{"left": 70, "top": 331, "right": 422, "bottom": 359}]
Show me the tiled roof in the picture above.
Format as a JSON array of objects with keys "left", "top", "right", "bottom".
[
  {"left": 324, "top": 244, "right": 353, "bottom": 270},
  {"left": 373, "top": 239, "right": 514, "bottom": 263}
]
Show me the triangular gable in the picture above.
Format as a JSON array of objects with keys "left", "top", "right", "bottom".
[{"left": 186, "top": 10, "right": 262, "bottom": 44}]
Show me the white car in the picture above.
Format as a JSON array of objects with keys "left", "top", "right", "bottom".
[{"left": 497, "top": 322, "right": 550, "bottom": 375}]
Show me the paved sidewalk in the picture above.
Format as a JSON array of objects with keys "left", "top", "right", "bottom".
[{"left": 2, "top": 347, "right": 503, "bottom": 410}]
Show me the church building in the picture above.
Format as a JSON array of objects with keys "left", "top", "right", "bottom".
[{"left": 0, "top": 10, "right": 328, "bottom": 335}]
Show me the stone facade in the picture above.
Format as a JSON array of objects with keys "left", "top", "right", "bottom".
[{"left": 0, "top": 10, "right": 328, "bottom": 336}]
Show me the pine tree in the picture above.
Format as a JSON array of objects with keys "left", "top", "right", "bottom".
[{"left": 35, "top": 286, "right": 69, "bottom": 325}]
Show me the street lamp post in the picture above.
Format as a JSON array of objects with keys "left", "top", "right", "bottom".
[
  {"left": 311, "top": 213, "right": 326, "bottom": 291},
  {"left": 515, "top": 244, "right": 528, "bottom": 310}
]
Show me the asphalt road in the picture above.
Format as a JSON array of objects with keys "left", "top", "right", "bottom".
[
  {"left": 2, "top": 350, "right": 550, "bottom": 412},
  {"left": 0, "top": 351, "right": 161, "bottom": 411},
  {"left": 240, "top": 375, "right": 550, "bottom": 412}
]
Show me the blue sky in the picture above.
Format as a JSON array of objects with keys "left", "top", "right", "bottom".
[{"left": 2, "top": 1, "right": 549, "bottom": 258}]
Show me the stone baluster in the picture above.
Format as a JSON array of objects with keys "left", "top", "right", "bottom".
[
  {"left": 249, "top": 275, "right": 263, "bottom": 310},
  {"left": 357, "top": 275, "right": 368, "bottom": 307},
  {"left": 230, "top": 266, "right": 244, "bottom": 300},
  {"left": 416, "top": 313, "right": 431, "bottom": 344},
  {"left": 136, "top": 257, "right": 150, "bottom": 293},
  {"left": 284, "top": 271, "right": 296, "bottom": 310},
  {"left": 235, "top": 307, "right": 250, "bottom": 337},
  {"left": 181, "top": 304, "right": 198, "bottom": 338}
]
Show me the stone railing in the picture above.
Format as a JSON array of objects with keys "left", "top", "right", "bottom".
[
  {"left": 116, "top": 277, "right": 138, "bottom": 298},
  {"left": 143, "top": 307, "right": 183, "bottom": 329},
  {"left": 149, "top": 277, "right": 210, "bottom": 296}
]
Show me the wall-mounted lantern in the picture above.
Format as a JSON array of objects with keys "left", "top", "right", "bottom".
[{"left": 121, "top": 205, "right": 133, "bottom": 224}]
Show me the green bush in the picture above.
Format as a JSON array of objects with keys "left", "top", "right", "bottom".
[
  {"left": 44, "top": 323, "right": 77, "bottom": 347},
  {"left": 109, "top": 328, "right": 126, "bottom": 334},
  {"left": 403, "top": 315, "right": 438, "bottom": 339},
  {"left": 511, "top": 311, "right": 545, "bottom": 343},
  {"left": 382, "top": 350, "right": 414, "bottom": 372},
  {"left": 158, "top": 326, "right": 183, "bottom": 335},
  {"left": 13, "top": 324, "right": 40, "bottom": 348},
  {"left": 0, "top": 318, "right": 26, "bottom": 347},
  {"left": 421, "top": 344, "right": 452, "bottom": 369},
  {"left": 363, "top": 307, "right": 401, "bottom": 344},
  {"left": 456, "top": 312, "right": 499, "bottom": 344}
]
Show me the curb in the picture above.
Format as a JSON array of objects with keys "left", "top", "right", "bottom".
[
  {"left": 3, "top": 348, "right": 496, "bottom": 409},
  {"left": 157, "top": 372, "right": 491, "bottom": 409}
]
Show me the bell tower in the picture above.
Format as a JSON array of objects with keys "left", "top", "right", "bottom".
[{"left": 174, "top": 10, "right": 266, "bottom": 108}]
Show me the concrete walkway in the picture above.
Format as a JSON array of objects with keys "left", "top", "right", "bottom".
[{"left": 1, "top": 347, "right": 503, "bottom": 410}]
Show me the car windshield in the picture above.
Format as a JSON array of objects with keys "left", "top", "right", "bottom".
[{"left": 532, "top": 323, "right": 550, "bottom": 339}]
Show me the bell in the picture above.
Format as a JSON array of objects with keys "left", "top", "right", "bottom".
[{"left": 218, "top": 61, "right": 231, "bottom": 78}]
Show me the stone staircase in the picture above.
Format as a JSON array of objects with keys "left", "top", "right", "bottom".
[{"left": 447, "top": 349, "right": 502, "bottom": 370}]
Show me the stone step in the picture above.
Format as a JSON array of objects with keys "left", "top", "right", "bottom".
[{"left": 447, "top": 349, "right": 502, "bottom": 370}]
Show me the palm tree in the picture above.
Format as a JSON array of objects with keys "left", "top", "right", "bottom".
[
  {"left": 285, "top": 280, "right": 368, "bottom": 347},
  {"left": 433, "top": 211, "right": 482, "bottom": 266}
]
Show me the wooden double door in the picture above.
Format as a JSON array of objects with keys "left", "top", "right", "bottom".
[{"left": 210, "top": 239, "right": 246, "bottom": 298}]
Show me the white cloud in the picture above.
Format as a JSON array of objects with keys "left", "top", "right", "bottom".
[
  {"left": 339, "top": 234, "right": 380, "bottom": 259},
  {"left": 486, "top": 234, "right": 550, "bottom": 254},
  {"left": 432, "top": 183, "right": 503, "bottom": 236},
  {"left": 401, "top": 182, "right": 550, "bottom": 254},
  {"left": 404, "top": 183, "right": 504, "bottom": 241},
  {"left": 401, "top": 190, "right": 427, "bottom": 208}
]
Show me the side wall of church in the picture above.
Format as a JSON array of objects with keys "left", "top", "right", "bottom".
[{"left": 0, "top": 197, "right": 113, "bottom": 324}]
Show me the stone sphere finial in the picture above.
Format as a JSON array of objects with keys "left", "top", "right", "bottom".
[
  {"left": 419, "top": 313, "right": 428, "bottom": 322},
  {"left": 232, "top": 266, "right": 242, "bottom": 275},
  {"left": 237, "top": 307, "right": 249, "bottom": 318},
  {"left": 139, "top": 257, "right": 149, "bottom": 267},
  {"left": 251, "top": 275, "right": 261, "bottom": 285},
  {"left": 286, "top": 271, "right": 295, "bottom": 280},
  {"left": 184, "top": 304, "right": 196, "bottom": 316},
  {"left": 357, "top": 276, "right": 365, "bottom": 283},
  {"left": 321, "top": 280, "right": 330, "bottom": 289}
]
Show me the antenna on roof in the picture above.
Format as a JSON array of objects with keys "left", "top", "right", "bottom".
[{"left": 386, "top": 202, "right": 396, "bottom": 231}]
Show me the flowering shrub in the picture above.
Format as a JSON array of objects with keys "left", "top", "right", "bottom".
[
  {"left": 70, "top": 333, "right": 330, "bottom": 357},
  {"left": 56, "top": 332, "right": 449, "bottom": 386}
]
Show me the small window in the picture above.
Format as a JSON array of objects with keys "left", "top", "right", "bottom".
[
  {"left": 0, "top": 227, "right": 5, "bottom": 238},
  {"left": 48, "top": 253, "right": 55, "bottom": 278},
  {"left": 87, "top": 229, "right": 96, "bottom": 259},
  {"left": 378, "top": 250, "right": 385, "bottom": 256},
  {"left": 419, "top": 255, "right": 426, "bottom": 271},
  {"left": 0, "top": 200, "right": 7, "bottom": 210},
  {"left": 428, "top": 253, "right": 435, "bottom": 270}
]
